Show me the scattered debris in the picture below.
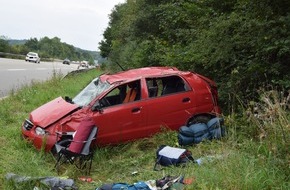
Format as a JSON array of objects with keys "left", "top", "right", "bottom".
[{"left": 5, "top": 173, "right": 77, "bottom": 189}]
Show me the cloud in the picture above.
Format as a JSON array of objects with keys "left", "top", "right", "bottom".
[{"left": 0, "top": 0, "right": 125, "bottom": 51}]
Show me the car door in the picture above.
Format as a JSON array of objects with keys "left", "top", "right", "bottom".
[
  {"left": 90, "top": 80, "right": 147, "bottom": 145},
  {"left": 144, "top": 76, "right": 194, "bottom": 133}
]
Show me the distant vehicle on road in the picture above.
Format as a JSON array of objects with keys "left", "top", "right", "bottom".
[
  {"left": 77, "top": 61, "right": 89, "bottom": 69},
  {"left": 25, "top": 52, "right": 40, "bottom": 63},
  {"left": 63, "top": 58, "right": 70, "bottom": 65}
]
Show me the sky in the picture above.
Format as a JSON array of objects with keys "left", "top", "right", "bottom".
[{"left": 0, "top": 0, "right": 126, "bottom": 51}]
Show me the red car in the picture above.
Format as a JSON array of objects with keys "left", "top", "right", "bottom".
[{"left": 22, "top": 67, "right": 221, "bottom": 152}]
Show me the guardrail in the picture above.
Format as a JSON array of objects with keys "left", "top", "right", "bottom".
[
  {"left": 0, "top": 52, "right": 25, "bottom": 59},
  {"left": 0, "top": 52, "right": 55, "bottom": 62}
]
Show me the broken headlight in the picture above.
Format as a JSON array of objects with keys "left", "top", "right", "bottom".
[{"left": 35, "top": 127, "right": 46, "bottom": 136}]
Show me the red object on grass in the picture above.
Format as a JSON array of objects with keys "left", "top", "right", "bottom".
[
  {"left": 78, "top": 176, "right": 93, "bottom": 182},
  {"left": 68, "top": 117, "right": 95, "bottom": 153}
]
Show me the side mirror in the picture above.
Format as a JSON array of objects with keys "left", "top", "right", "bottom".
[
  {"left": 64, "top": 96, "right": 73, "bottom": 103},
  {"left": 91, "top": 101, "right": 103, "bottom": 112}
]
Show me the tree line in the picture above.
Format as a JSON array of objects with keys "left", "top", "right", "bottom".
[
  {"left": 99, "top": 0, "right": 290, "bottom": 112},
  {"left": 0, "top": 36, "right": 97, "bottom": 64}
]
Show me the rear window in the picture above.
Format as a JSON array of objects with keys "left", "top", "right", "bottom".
[{"left": 28, "top": 52, "right": 37, "bottom": 56}]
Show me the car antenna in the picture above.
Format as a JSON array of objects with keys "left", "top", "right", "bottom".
[{"left": 116, "top": 61, "right": 125, "bottom": 71}]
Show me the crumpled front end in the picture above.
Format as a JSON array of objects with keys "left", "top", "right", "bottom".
[
  {"left": 22, "top": 119, "right": 57, "bottom": 151},
  {"left": 21, "top": 96, "right": 84, "bottom": 151},
  {"left": 22, "top": 112, "right": 87, "bottom": 151}
]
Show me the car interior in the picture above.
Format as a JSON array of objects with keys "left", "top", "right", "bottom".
[
  {"left": 99, "top": 76, "right": 187, "bottom": 108},
  {"left": 146, "top": 75, "right": 187, "bottom": 98},
  {"left": 100, "top": 80, "right": 141, "bottom": 108}
]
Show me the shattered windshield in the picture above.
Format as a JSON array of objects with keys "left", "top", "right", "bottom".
[{"left": 72, "top": 77, "right": 111, "bottom": 107}]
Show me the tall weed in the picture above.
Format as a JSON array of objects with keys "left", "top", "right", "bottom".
[
  {"left": 246, "top": 90, "right": 289, "bottom": 157},
  {"left": 228, "top": 89, "right": 290, "bottom": 184}
]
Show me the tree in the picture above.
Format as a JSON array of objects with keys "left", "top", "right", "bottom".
[
  {"left": 24, "top": 38, "right": 39, "bottom": 51},
  {"left": 99, "top": 0, "right": 290, "bottom": 112},
  {"left": 0, "top": 36, "right": 9, "bottom": 53}
]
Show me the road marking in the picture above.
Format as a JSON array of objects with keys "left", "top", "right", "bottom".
[
  {"left": 8, "top": 69, "right": 26, "bottom": 71},
  {"left": 5, "top": 68, "right": 70, "bottom": 71}
]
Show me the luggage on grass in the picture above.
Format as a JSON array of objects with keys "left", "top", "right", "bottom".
[{"left": 178, "top": 117, "right": 226, "bottom": 146}]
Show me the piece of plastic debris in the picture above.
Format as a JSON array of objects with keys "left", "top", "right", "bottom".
[
  {"left": 195, "top": 155, "right": 223, "bottom": 165},
  {"left": 182, "top": 177, "right": 195, "bottom": 185},
  {"left": 131, "top": 171, "right": 138, "bottom": 175},
  {"left": 6, "top": 173, "right": 77, "bottom": 189},
  {"left": 78, "top": 176, "right": 93, "bottom": 183}
]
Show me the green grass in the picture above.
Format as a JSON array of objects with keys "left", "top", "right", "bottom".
[{"left": 0, "top": 70, "right": 289, "bottom": 190}]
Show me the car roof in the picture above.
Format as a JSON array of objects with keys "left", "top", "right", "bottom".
[{"left": 100, "top": 67, "right": 192, "bottom": 84}]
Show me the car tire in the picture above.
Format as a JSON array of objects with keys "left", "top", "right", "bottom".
[{"left": 187, "top": 115, "right": 212, "bottom": 126}]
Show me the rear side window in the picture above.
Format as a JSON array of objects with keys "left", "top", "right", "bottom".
[{"left": 146, "top": 75, "right": 188, "bottom": 98}]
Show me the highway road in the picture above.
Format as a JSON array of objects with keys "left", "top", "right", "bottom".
[{"left": 0, "top": 58, "right": 79, "bottom": 98}]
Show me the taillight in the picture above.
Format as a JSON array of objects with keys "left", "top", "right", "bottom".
[
  {"left": 211, "top": 85, "right": 219, "bottom": 104},
  {"left": 195, "top": 73, "right": 221, "bottom": 113},
  {"left": 210, "top": 85, "right": 221, "bottom": 114}
]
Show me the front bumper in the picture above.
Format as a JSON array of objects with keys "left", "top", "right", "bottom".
[
  {"left": 21, "top": 120, "right": 56, "bottom": 151},
  {"left": 26, "top": 57, "right": 39, "bottom": 62}
]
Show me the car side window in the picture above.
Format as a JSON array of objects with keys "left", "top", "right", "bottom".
[
  {"left": 146, "top": 78, "right": 162, "bottom": 97},
  {"left": 146, "top": 76, "right": 188, "bottom": 98},
  {"left": 100, "top": 80, "right": 141, "bottom": 108}
]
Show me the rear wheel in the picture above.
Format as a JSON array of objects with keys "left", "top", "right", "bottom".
[{"left": 187, "top": 115, "right": 212, "bottom": 126}]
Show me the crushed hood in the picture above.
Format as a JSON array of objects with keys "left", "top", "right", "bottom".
[{"left": 30, "top": 97, "right": 79, "bottom": 128}]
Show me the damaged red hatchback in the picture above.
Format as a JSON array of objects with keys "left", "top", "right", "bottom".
[{"left": 22, "top": 67, "right": 221, "bottom": 152}]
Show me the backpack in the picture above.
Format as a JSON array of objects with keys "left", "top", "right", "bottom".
[{"left": 154, "top": 145, "right": 194, "bottom": 170}]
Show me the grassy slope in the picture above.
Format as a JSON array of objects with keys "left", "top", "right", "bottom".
[{"left": 0, "top": 69, "right": 289, "bottom": 190}]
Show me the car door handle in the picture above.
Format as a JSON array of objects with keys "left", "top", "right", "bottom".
[
  {"left": 132, "top": 107, "right": 141, "bottom": 113},
  {"left": 182, "top": 97, "right": 190, "bottom": 102}
]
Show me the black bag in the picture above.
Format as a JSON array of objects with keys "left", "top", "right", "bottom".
[{"left": 154, "top": 145, "right": 194, "bottom": 170}]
